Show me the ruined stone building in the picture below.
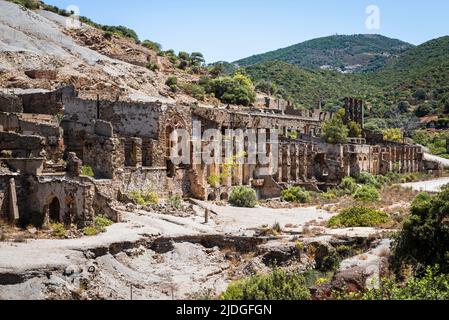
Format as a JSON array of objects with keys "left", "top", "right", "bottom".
[{"left": 0, "top": 86, "right": 439, "bottom": 229}]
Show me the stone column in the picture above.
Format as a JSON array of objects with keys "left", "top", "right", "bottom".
[{"left": 8, "top": 178, "right": 19, "bottom": 222}]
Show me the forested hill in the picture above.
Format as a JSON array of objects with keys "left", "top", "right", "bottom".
[{"left": 235, "top": 34, "right": 414, "bottom": 73}]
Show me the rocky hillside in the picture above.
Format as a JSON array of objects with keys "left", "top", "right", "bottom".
[
  {"left": 235, "top": 34, "right": 414, "bottom": 73},
  {"left": 0, "top": 0, "right": 199, "bottom": 104}
]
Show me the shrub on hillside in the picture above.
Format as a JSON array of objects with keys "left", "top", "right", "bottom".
[
  {"left": 179, "top": 82, "right": 206, "bottom": 100},
  {"left": 229, "top": 186, "right": 257, "bottom": 208},
  {"left": 328, "top": 206, "right": 389, "bottom": 228},
  {"left": 335, "top": 266, "right": 449, "bottom": 300},
  {"left": 221, "top": 268, "right": 311, "bottom": 300},
  {"left": 354, "top": 185, "right": 380, "bottom": 202},
  {"left": 390, "top": 187, "right": 449, "bottom": 274},
  {"left": 281, "top": 187, "right": 311, "bottom": 204},
  {"left": 208, "top": 72, "right": 256, "bottom": 106}
]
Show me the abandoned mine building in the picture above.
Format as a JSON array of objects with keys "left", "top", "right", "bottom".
[{"left": 0, "top": 86, "right": 440, "bottom": 228}]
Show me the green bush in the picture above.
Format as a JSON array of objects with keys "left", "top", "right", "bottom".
[
  {"left": 353, "top": 185, "right": 380, "bottom": 202},
  {"left": 168, "top": 195, "right": 183, "bottom": 209},
  {"left": 339, "top": 177, "right": 358, "bottom": 194},
  {"left": 141, "top": 40, "right": 162, "bottom": 52},
  {"left": 179, "top": 82, "right": 206, "bottom": 100},
  {"left": 83, "top": 226, "right": 99, "bottom": 236},
  {"left": 165, "top": 76, "right": 178, "bottom": 91},
  {"left": 355, "top": 172, "right": 381, "bottom": 188},
  {"left": 83, "top": 215, "right": 113, "bottom": 236},
  {"left": 81, "top": 165, "right": 94, "bottom": 177},
  {"left": 128, "top": 190, "right": 159, "bottom": 206},
  {"left": 229, "top": 186, "right": 257, "bottom": 208},
  {"left": 321, "top": 116, "right": 349, "bottom": 144},
  {"left": 94, "top": 215, "right": 113, "bottom": 232},
  {"left": 221, "top": 268, "right": 311, "bottom": 300},
  {"left": 336, "top": 266, "right": 449, "bottom": 300},
  {"left": 51, "top": 223, "right": 67, "bottom": 238},
  {"left": 145, "top": 63, "right": 160, "bottom": 71},
  {"left": 390, "top": 187, "right": 449, "bottom": 274},
  {"left": 208, "top": 72, "right": 256, "bottom": 106},
  {"left": 281, "top": 187, "right": 311, "bottom": 204},
  {"left": 328, "top": 206, "right": 389, "bottom": 228}
]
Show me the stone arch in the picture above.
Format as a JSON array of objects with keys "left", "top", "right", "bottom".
[
  {"left": 45, "top": 196, "right": 61, "bottom": 223},
  {"left": 164, "top": 112, "right": 188, "bottom": 178},
  {"left": 208, "top": 193, "right": 217, "bottom": 201}
]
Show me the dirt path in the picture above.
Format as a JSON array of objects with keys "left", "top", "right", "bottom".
[{"left": 401, "top": 176, "right": 449, "bottom": 193}]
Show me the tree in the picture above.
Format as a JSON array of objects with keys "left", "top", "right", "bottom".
[
  {"left": 390, "top": 188, "right": 449, "bottom": 274},
  {"left": 321, "top": 116, "right": 349, "bottom": 144},
  {"left": 209, "top": 63, "right": 226, "bottom": 77},
  {"left": 141, "top": 40, "right": 162, "bottom": 53},
  {"left": 383, "top": 128, "right": 403, "bottom": 142},
  {"left": 255, "top": 80, "right": 278, "bottom": 96},
  {"left": 348, "top": 121, "right": 362, "bottom": 138},
  {"left": 208, "top": 72, "right": 256, "bottom": 106},
  {"left": 398, "top": 100, "right": 410, "bottom": 113},
  {"left": 413, "top": 88, "right": 427, "bottom": 101},
  {"left": 415, "top": 103, "right": 432, "bottom": 117},
  {"left": 190, "top": 52, "right": 205, "bottom": 66}
]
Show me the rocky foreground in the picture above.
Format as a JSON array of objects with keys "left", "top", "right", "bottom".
[{"left": 0, "top": 199, "right": 392, "bottom": 300}]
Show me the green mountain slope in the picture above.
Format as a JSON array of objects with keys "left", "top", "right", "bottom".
[
  {"left": 235, "top": 34, "right": 414, "bottom": 73},
  {"left": 245, "top": 36, "right": 449, "bottom": 129}
]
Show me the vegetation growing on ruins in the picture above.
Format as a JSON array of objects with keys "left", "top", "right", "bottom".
[
  {"left": 328, "top": 206, "right": 389, "bottom": 228},
  {"left": 81, "top": 165, "right": 94, "bottom": 178},
  {"left": 83, "top": 215, "right": 113, "bottom": 236},
  {"left": 229, "top": 186, "right": 257, "bottom": 208},
  {"left": 221, "top": 268, "right": 311, "bottom": 300},
  {"left": 128, "top": 190, "right": 159, "bottom": 206},
  {"left": 281, "top": 187, "right": 311, "bottom": 204},
  {"left": 50, "top": 223, "right": 67, "bottom": 238},
  {"left": 321, "top": 111, "right": 349, "bottom": 144},
  {"left": 168, "top": 195, "right": 183, "bottom": 209}
]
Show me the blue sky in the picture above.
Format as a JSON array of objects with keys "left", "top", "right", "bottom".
[{"left": 44, "top": 0, "right": 449, "bottom": 63}]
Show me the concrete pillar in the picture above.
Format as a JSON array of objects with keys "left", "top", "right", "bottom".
[
  {"left": 8, "top": 178, "right": 19, "bottom": 222},
  {"left": 290, "top": 144, "right": 298, "bottom": 181},
  {"left": 131, "top": 138, "right": 143, "bottom": 168}
]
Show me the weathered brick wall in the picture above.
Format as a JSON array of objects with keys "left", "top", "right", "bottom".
[
  {"left": 116, "top": 167, "right": 187, "bottom": 197},
  {"left": 20, "top": 86, "right": 76, "bottom": 115},
  {"left": 0, "top": 93, "right": 23, "bottom": 113},
  {"left": 83, "top": 135, "right": 124, "bottom": 179},
  {"left": 0, "top": 131, "right": 45, "bottom": 157}
]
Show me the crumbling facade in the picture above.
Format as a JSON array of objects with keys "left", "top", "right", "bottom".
[{"left": 0, "top": 86, "right": 440, "bottom": 228}]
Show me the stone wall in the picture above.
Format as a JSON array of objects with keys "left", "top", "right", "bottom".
[
  {"left": 0, "top": 93, "right": 23, "bottom": 113},
  {"left": 64, "top": 98, "right": 165, "bottom": 138},
  {"left": 24, "top": 70, "right": 57, "bottom": 80},
  {"left": 116, "top": 167, "right": 187, "bottom": 198},
  {"left": 27, "top": 177, "right": 95, "bottom": 227},
  {"left": 19, "top": 85, "right": 76, "bottom": 115},
  {"left": 0, "top": 131, "right": 45, "bottom": 158},
  {"left": 83, "top": 135, "right": 124, "bottom": 179}
]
